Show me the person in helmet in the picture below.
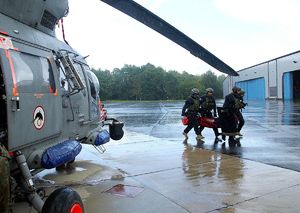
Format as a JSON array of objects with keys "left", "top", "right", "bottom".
[
  {"left": 222, "top": 86, "right": 242, "bottom": 142},
  {"left": 236, "top": 90, "right": 247, "bottom": 136},
  {"left": 181, "top": 88, "right": 203, "bottom": 142},
  {"left": 199, "top": 88, "right": 220, "bottom": 141}
]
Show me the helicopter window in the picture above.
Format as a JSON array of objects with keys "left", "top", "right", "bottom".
[
  {"left": 73, "top": 63, "right": 86, "bottom": 88},
  {"left": 10, "top": 51, "right": 56, "bottom": 93},
  {"left": 86, "top": 70, "right": 100, "bottom": 100},
  {"left": 41, "top": 58, "right": 56, "bottom": 93},
  {"left": 59, "top": 66, "right": 69, "bottom": 91},
  {"left": 88, "top": 74, "right": 96, "bottom": 99}
]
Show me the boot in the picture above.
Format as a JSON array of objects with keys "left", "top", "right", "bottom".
[
  {"left": 182, "top": 132, "right": 188, "bottom": 139},
  {"left": 214, "top": 136, "right": 222, "bottom": 143},
  {"left": 196, "top": 134, "right": 204, "bottom": 140}
]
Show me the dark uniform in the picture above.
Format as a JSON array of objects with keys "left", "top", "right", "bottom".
[
  {"left": 182, "top": 92, "right": 201, "bottom": 138},
  {"left": 0, "top": 144, "right": 10, "bottom": 213},
  {"left": 199, "top": 94, "right": 219, "bottom": 137},
  {"left": 222, "top": 90, "right": 246, "bottom": 139},
  {"left": 236, "top": 91, "right": 246, "bottom": 133}
]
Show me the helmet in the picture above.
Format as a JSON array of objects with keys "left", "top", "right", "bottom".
[
  {"left": 205, "top": 88, "right": 214, "bottom": 93},
  {"left": 232, "top": 86, "right": 241, "bottom": 93},
  {"left": 191, "top": 88, "right": 199, "bottom": 95}
]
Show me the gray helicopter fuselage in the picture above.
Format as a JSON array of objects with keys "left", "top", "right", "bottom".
[{"left": 0, "top": 0, "right": 103, "bottom": 170}]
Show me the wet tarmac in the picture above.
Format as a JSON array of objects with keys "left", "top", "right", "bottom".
[
  {"left": 14, "top": 100, "right": 300, "bottom": 213},
  {"left": 107, "top": 100, "right": 300, "bottom": 172}
]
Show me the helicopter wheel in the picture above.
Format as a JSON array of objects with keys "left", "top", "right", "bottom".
[{"left": 42, "top": 187, "right": 84, "bottom": 213}]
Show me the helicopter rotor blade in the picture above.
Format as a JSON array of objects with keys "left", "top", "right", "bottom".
[{"left": 100, "top": 0, "right": 239, "bottom": 76}]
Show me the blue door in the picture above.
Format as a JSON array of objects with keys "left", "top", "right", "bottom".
[
  {"left": 236, "top": 78, "right": 265, "bottom": 100},
  {"left": 283, "top": 72, "right": 293, "bottom": 100}
]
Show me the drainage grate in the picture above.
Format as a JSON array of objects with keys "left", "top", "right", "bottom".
[{"left": 104, "top": 184, "right": 144, "bottom": 198}]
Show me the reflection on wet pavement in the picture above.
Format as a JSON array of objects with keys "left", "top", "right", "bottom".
[{"left": 24, "top": 136, "right": 300, "bottom": 213}]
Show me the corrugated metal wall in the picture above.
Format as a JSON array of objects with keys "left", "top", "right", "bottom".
[{"left": 236, "top": 78, "right": 265, "bottom": 100}]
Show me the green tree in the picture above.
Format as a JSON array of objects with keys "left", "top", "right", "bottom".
[
  {"left": 92, "top": 64, "right": 225, "bottom": 100},
  {"left": 92, "top": 68, "right": 113, "bottom": 100},
  {"left": 199, "top": 70, "right": 223, "bottom": 98}
]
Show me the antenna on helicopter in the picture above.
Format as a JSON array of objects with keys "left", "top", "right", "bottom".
[{"left": 60, "top": 18, "right": 69, "bottom": 45}]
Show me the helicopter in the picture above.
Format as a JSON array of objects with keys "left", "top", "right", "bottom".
[{"left": 0, "top": 0, "right": 238, "bottom": 213}]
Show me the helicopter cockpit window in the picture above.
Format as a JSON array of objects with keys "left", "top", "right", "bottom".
[
  {"left": 86, "top": 69, "right": 100, "bottom": 100},
  {"left": 73, "top": 63, "right": 86, "bottom": 88},
  {"left": 10, "top": 51, "right": 56, "bottom": 93},
  {"left": 58, "top": 63, "right": 69, "bottom": 91}
]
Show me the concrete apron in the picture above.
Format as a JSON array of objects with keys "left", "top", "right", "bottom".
[{"left": 14, "top": 133, "right": 300, "bottom": 213}]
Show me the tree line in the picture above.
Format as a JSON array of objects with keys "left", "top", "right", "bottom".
[{"left": 91, "top": 63, "right": 225, "bottom": 100}]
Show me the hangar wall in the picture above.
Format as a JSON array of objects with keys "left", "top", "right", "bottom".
[{"left": 223, "top": 50, "right": 300, "bottom": 100}]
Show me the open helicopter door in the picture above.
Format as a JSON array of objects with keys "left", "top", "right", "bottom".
[{"left": 0, "top": 40, "right": 63, "bottom": 151}]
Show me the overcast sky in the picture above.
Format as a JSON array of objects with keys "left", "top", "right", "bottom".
[{"left": 57, "top": 0, "right": 300, "bottom": 75}]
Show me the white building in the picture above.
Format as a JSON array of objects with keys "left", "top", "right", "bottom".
[{"left": 223, "top": 50, "right": 300, "bottom": 100}]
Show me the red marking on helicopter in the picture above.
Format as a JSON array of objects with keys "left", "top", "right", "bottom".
[
  {"left": 33, "top": 106, "right": 45, "bottom": 130},
  {"left": 53, "top": 89, "right": 59, "bottom": 96},
  {"left": 49, "top": 86, "right": 54, "bottom": 93},
  {"left": 34, "top": 93, "right": 45, "bottom": 99},
  {"left": 0, "top": 35, "right": 14, "bottom": 50},
  {"left": 0, "top": 31, "right": 8, "bottom": 35},
  {"left": 4, "top": 50, "right": 19, "bottom": 96}
]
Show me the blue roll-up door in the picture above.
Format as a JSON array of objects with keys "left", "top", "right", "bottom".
[
  {"left": 236, "top": 78, "right": 265, "bottom": 100},
  {"left": 283, "top": 72, "right": 293, "bottom": 100}
]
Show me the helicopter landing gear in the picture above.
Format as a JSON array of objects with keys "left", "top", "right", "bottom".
[
  {"left": 15, "top": 151, "right": 44, "bottom": 212},
  {"left": 42, "top": 187, "right": 84, "bottom": 213},
  {"left": 15, "top": 151, "right": 84, "bottom": 212}
]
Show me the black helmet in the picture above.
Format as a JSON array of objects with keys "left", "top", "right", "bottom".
[
  {"left": 232, "top": 86, "right": 241, "bottom": 93},
  {"left": 191, "top": 88, "right": 199, "bottom": 95},
  {"left": 205, "top": 88, "right": 214, "bottom": 93}
]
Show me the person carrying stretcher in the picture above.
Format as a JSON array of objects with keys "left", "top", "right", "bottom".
[
  {"left": 181, "top": 88, "right": 203, "bottom": 142},
  {"left": 199, "top": 88, "right": 221, "bottom": 142},
  {"left": 222, "top": 86, "right": 245, "bottom": 144}
]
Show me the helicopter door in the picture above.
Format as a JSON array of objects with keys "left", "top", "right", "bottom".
[
  {"left": 57, "top": 54, "right": 90, "bottom": 135},
  {"left": 0, "top": 49, "right": 62, "bottom": 150}
]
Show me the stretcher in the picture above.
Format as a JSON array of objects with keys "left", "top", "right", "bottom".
[{"left": 182, "top": 107, "right": 240, "bottom": 147}]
